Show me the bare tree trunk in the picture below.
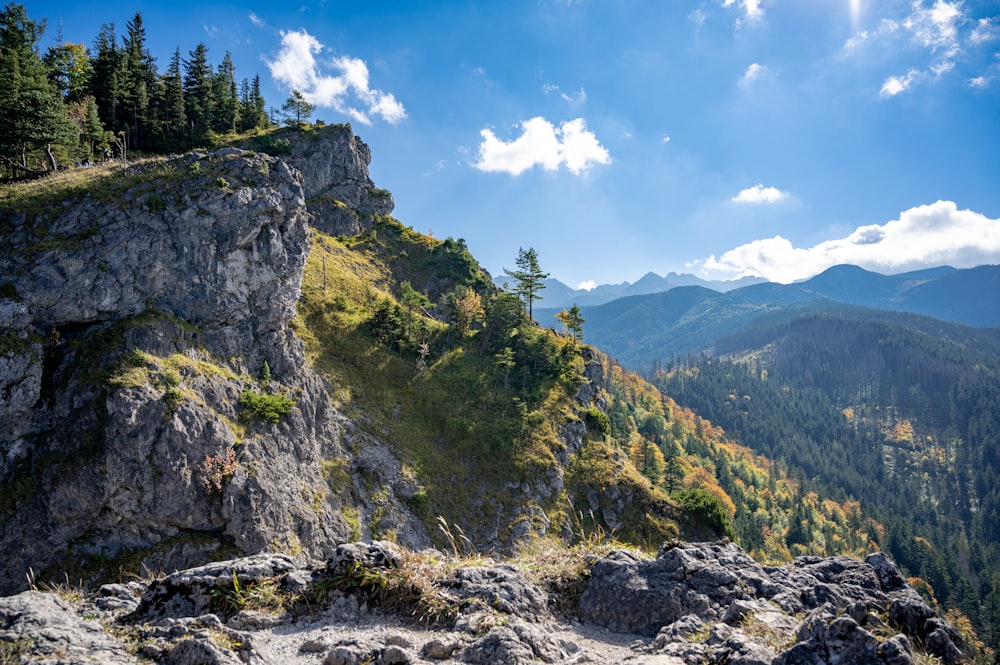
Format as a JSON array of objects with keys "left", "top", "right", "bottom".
[{"left": 1, "top": 154, "right": 47, "bottom": 177}]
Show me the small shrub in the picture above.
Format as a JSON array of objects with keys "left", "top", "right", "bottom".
[
  {"left": 216, "top": 176, "right": 230, "bottom": 189},
  {"left": 255, "top": 134, "right": 292, "bottom": 156},
  {"left": 673, "top": 488, "right": 736, "bottom": 540},
  {"left": 199, "top": 447, "right": 239, "bottom": 494},
  {"left": 584, "top": 406, "right": 610, "bottom": 436},
  {"left": 369, "top": 187, "right": 392, "bottom": 199},
  {"left": 163, "top": 386, "right": 183, "bottom": 410},
  {"left": 239, "top": 389, "right": 295, "bottom": 424},
  {"left": 147, "top": 191, "right": 165, "bottom": 212}
]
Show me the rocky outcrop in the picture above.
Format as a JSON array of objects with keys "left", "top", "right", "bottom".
[
  {"left": 254, "top": 124, "right": 394, "bottom": 237},
  {"left": 583, "top": 541, "right": 974, "bottom": 665},
  {"left": 0, "top": 144, "right": 427, "bottom": 595},
  {"left": 0, "top": 542, "right": 978, "bottom": 664}
]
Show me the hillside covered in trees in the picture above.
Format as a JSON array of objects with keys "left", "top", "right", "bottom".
[
  {"left": 655, "top": 311, "right": 1000, "bottom": 654},
  {"left": 0, "top": 3, "right": 272, "bottom": 178}
]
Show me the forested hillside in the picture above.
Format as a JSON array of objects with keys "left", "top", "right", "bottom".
[
  {"left": 286, "top": 202, "right": 886, "bottom": 565},
  {"left": 655, "top": 310, "right": 1000, "bottom": 653},
  {"left": 1, "top": 3, "right": 272, "bottom": 179}
]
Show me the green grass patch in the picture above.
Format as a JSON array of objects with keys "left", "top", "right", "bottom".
[{"left": 239, "top": 390, "right": 296, "bottom": 424}]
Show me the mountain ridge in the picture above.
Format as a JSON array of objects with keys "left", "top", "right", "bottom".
[{"left": 536, "top": 263, "right": 1000, "bottom": 370}]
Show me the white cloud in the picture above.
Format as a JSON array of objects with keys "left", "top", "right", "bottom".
[
  {"left": 700, "top": 201, "right": 1000, "bottom": 283},
  {"left": 970, "top": 17, "right": 1000, "bottom": 44},
  {"left": 662, "top": 134, "right": 671, "bottom": 143},
  {"left": 722, "top": 0, "right": 764, "bottom": 26},
  {"left": 475, "top": 117, "right": 611, "bottom": 176},
  {"left": 969, "top": 75, "right": 989, "bottom": 88},
  {"left": 740, "top": 62, "right": 766, "bottom": 88},
  {"left": 249, "top": 12, "right": 265, "bottom": 28},
  {"left": 203, "top": 24, "right": 218, "bottom": 37},
  {"left": 731, "top": 184, "right": 789, "bottom": 204},
  {"left": 846, "top": 3, "right": 1000, "bottom": 97},
  {"left": 880, "top": 68, "right": 921, "bottom": 97},
  {"left": 577, "top": 280, "right": 597, "bottom": 291},
  {"left": 265, "top": 29, "right": 406, "bottom": 125},
  {"left": 904, "top": 0, "right": 962, "bottom": 56}
]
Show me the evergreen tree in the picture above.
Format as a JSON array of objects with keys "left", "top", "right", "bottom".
[
  {"left": 504, "top": 247, "right": 549, "bottom": 319},
  {"left": 237, "top": 75, "right": 270, "bottom": 132},
  {"left": 183, "top": 42, "right": 214, "bottom": 145},
  {"left": 212, "top": 51, "right": 237, "bottom": 134},
  {"left": 250, "top": 75, "right": 268, "bottom": 129},
  {"left": 90, "top": 23, "right": 123, "bottom": 131},
  {"left": 555, "top": 304, "right": 585, "bottom": 343},
  {"left": 0, "top": 3, "right": 75, "bottom": 173},
  {"left": 122, "top": 12, "right": 159, "bottom": 150},
  {"left": 80, "top": 95, "right": 104, "bottom": 156},
  {"left": 282, "top": 89, "right": 315, "bottom": 127},
  {"left": 157, "top": 47, "right": 186, "bottom": 150}
]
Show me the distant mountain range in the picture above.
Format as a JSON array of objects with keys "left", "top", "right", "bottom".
[
  {"left": 534, "top": 264, "right": 1000, "bottom": 370},
  {"left": 494, "top": 271, "right": 765, "bottom": 309}
]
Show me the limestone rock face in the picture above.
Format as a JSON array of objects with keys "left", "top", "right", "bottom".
[
  {"left": 0, "top": 590, "right": 138, "bottom": 664},
  {"left": 0, "top": 149, "right": 365, "bottom": 593},
  {"left": 582, "top": 541, "right": 973, "bottom": 664},
  {"left": 268, "top": 125, "right": 394, "bottom": 237}
]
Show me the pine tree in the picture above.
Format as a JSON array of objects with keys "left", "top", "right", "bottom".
[
  {"left": 212, "top": 51, "right": 238, "bottom": 134},
  {"left": 0, "top": 4, "right": 75, "bottom": 174},
  {"left": 90, "top": 23, "right": 123, "bottom": 131},
  {"left": 555, "top": 304, "right": 585, "bottom": 343},
  {"left": 122, "top": 13, "right": 159, "bottom": 150},
  {"left": 282, "top": 89, "right": 315, "bottom": 127},
  {"left": 183, "top": 42, "right": 214, "bottom": 145},
  {"left": 504, "top": 247, "right": 549, "bottom": 319},
  {"left": 81, "top": 96, "right": 104, "bottom": 157},
  {"left": 250, "top": 75, "right": 268, "bottom": 129},
  {"left": 157, "top": 47, "right": 186, "bottom": 150}
]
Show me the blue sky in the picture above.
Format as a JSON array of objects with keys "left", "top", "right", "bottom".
[{"left": 30, "top": 0, "right": 1000, "bottom": 287}]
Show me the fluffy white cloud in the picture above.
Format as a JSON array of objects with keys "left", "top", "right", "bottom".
[
  {"left": 265, "top": 29, "right": 406, "bottom": 125},
  {"left": 732, "top": 184, "right": 789, "bottom": 204},
  {"left": 700, "top": 201, "right": 1000, "bottom": 283},
  {"left": 880, "top": 68, "right": 921, "bottom": 97},
  {"left": 577, "top": 280, "right": 597, "bottom": 291},
  {"left": 904, "top": 0, "right": 962, "bottom": 56},
  {"left": 475, "top": 117, "right": 611, "bottom": 176},
  {"left": 249, "top": 12, "right": 265, "bottom": 28}
]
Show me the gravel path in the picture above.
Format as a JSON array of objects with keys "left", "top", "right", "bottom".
[{"left": 252, "top": 606, "right": 649, "bottom": 664}]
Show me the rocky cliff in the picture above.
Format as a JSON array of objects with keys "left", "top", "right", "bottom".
[
  {"left": 0, "top": 540, "right": 976, "bottom": 664},
  {"left": 0, "top": 127, "right": 421, "bottom": 595}
]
